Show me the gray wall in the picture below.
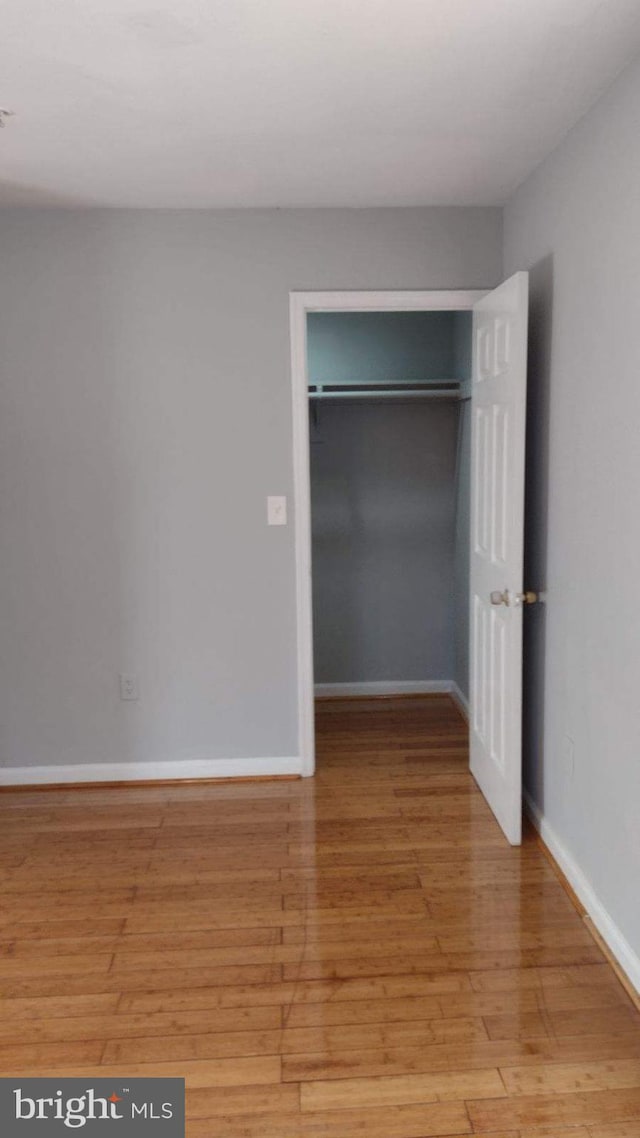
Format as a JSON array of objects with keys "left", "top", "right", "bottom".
[
  {"left": 307, "top": 311, "right": 458, "bottom": 386},
  {"left": 0, "top": 207, "right": 501, "bottom": 770},
  {"left": 310, "top": 400, "right": 458, "bottom": 683},
  {"left": 504, "top": 58, "right": 640, "bottom": 964}
]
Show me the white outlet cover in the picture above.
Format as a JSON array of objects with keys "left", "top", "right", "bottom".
[{"left": 267, "top": 495, "right": 287, "bottom": 526}]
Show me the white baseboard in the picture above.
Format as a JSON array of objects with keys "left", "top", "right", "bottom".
[
  {"left": 524, "top": 791, "right": 640, "bottom": 996},
  {"left": 0, "top": 756, "right": 302, "bottom": 787},
  {"left": 315, "top": 680, "right": 455, "bottom": 698},
  {"left": 449, "top": 682, "right": 470, "bottom": 721}
]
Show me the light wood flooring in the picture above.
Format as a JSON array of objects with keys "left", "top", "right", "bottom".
[{"left": 1, "top": 694, "right": 639, "bottom": 1136}]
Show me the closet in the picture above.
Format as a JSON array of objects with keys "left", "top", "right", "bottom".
[{"left": 307, "top": 310, "right": 472, "bottom": 704}]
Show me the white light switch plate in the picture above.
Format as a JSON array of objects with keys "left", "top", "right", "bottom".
[{"left": 267, "top": 495, "right": 287, "bottom": 526}]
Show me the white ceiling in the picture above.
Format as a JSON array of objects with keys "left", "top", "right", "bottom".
[{"left": 1, "top": 0, "right": 639, "bottom": 208}]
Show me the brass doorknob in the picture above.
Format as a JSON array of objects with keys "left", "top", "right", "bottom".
[{"left": 515, "top": 591, "right": 538, "bottom": 605}]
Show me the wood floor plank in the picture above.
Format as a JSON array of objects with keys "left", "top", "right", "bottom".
[
  {"left": 469, "top": 963, "right": 620, "bottom": 992},
  {"left": 0, "top": 993, "right": 120, "bottom": 1020},
  {"left": 282, "top": 1034, "right": 640, "bottom": 1083},
  {"left": 299, "top": 1068, "right": 505, "bottom": 1110},
  {"left": 0, "top": 952, "right": 113, "bottom": 977},
  {"left": 587, "top": 1125, "right": 640, "bottom": 1137},
  {"left": 16, "top": 1057, "right": 282, "bottom": 1087},
  {"left": 279, "top": 944, "right": 604, "bottom": 982},
  {"left": 0, "top": 963, "right": 283, "bottom": 998},
  {"left": 0, "top": 916, "right": 127, "bottom": 940},
  {"left": 501, "top": 1059, "right": 640, "bottom": 1096},
  {"left": 282, "top": 994, "right": 443, "bottom": 1028},
  {"left": 0, "top": 1005, "right": 281, "bottom": 1044},
  {"left": 186, "top": 1083, "right": 300, "bottom": 1118},
  {"left": 519, "top": 1130, "right": 590, "bottom": 1138},
  {"left": 186, "top": 1101, "right": 472, "bottom": 1138},
  {"left": 0, "top": 1040, "right": 103, "bottom": 1073},
  {"left": 435, "top": 985, "right": 630, "bottom": 1019},
  {"left": 485, "top": 1006, "right": 640, "bottom": 1041},
  {"left": 101, "top": 1028, "right": 283, "bottom": 1064},
  {"left": 282, "top": 917, "right": 436, "bottom": 944},
  {"left": 467, "top": 1089, "right": 640, "bottom": 1130}
]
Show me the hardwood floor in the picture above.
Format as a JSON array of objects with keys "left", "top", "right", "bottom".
[{"left": 1, "top": 694, "right": 639, "bottom": 1136}]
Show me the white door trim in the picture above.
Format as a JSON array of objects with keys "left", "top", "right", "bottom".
[{"left": 290, "top": 289, "right": 487, "bottom": 777}]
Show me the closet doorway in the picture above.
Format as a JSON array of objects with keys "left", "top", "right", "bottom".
[
  {"left": 307, "top": 308, "right": 471, "bottom": 708},
  {"left": 290, "top": 281, "right": 529, "bottom": 845}
]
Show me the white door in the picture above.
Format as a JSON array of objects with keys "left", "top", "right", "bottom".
[{"left": 470, "top": 271, "right": 529, "bottom": 845}]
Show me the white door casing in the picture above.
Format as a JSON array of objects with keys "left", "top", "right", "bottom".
[
  {"left": 289, "top": 289, "right": 486, "bottom": 776},
  {"left": 470, "top": 271, "right": 529, "bottom": 845}
]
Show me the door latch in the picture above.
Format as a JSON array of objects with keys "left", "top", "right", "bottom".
[
  {"left": 490, "top": 590, "right": 510, "bottom": 606},
  {"left": 490, "top": 589, "right": 538, "bottom": 607}
]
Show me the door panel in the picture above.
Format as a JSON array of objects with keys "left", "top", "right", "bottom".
[{"left": 470, "top": 272, "right": 529, "bottom": 845}]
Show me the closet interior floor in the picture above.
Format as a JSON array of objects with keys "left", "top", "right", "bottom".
[{"left": 0, "top": 694, "right": 639, "bottom": 1136}]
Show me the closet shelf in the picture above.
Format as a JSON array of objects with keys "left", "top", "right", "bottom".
[{"left": 308, "top": 381, "right": 462, "bottom": 401}]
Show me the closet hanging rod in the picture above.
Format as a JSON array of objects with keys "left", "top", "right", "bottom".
[
  {"left": 308, "top": 387, "right": 461, "bottom": 402},
  {"left": 308, "top": 380, "right": 462, "bottom": 402}
]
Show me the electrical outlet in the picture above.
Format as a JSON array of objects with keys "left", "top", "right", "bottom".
[{"left": 119, "top": 674, "right": 139, "bottom": 701}]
